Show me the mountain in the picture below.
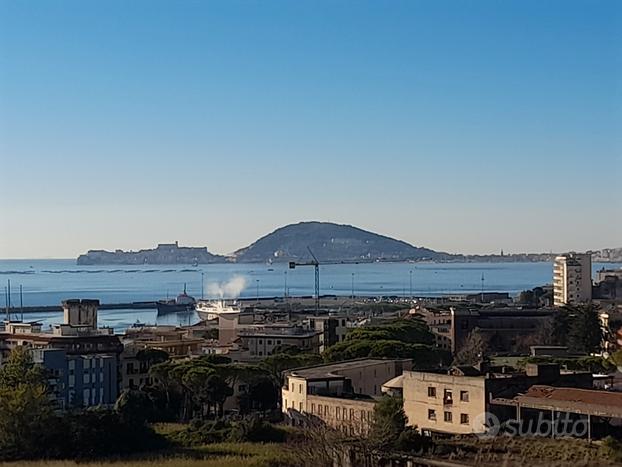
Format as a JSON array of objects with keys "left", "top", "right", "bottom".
[
  {"left": 77, "top": 242, "right": 227, "bottom": 265},
  {"left": 232, "top": 221, "right": 444, "bottom": 263}
]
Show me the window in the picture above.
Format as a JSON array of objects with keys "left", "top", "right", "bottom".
[
  {"left": 267, "top": 340, "right": 272, "bottom": 345},
  {"left": 428, "top": 409, "right": 436, "bottom": 420},
  {"left": 444, "top": 389, "right": 453, "bottom": 405},
  {"left": 350, "top": 408, "right": 354, "bottom": 420},
  {"left": 428, "top": 387, "right": 436, "bottom": 397},
  {"left": 299, "top": 384, "right": 302, "bottom": 394},
  {"left": 460, "top": 391, "right": 469, "bottom": 402},
  {"left": 311, "top": 403, "right": 315, "bottom": 413},
  {"left": 299, "top": 402, "right": 303, "bottom": 412},
  {"left": 444, "top": 411, "right": 452, "bottom": 423},
  {"left": 336, "top": 407, "right": 341, "bottom": 420},
  {"left": 460, "top": 414, "right": 469, "bottom": 424}
]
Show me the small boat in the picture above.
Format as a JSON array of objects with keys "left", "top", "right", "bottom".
[
  {"left": 156, "top": 284, "right": 196, "bottom": 315},
  {"left": 195, "top": 299, "right": 241, "bottom": 321}
]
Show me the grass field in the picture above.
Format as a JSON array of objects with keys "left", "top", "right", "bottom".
[{"left": 0, "top": 442, "right": 293, "bottom": 467}]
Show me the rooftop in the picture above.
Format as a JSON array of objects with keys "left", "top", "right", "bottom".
[
  {"left": 287, "top": 358, "right": 409, "bottom": 380},
  {"left": 496, "top": 385, "right": 622, "bottom": 418}
]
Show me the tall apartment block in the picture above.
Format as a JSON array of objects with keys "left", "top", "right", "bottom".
[{"left": 553, "top": 253, "right": 592, "bottom": 306}]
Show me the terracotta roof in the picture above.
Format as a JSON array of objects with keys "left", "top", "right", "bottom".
[{"left": 514, "top": 385, "right": 622, "bottom": 418}]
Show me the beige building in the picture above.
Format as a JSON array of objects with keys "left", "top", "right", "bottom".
[
  {"left": 282, "top": 358, "right": 412, "bottom": 434},
  {"left": 402, "top": 369, "right": 487, "bottom": 435},
  {"left": 553, "top": 253, "right": 592, "bottom": 306},
  {"left": 401, "top": 364, "right": 593, "bottom": 436}
]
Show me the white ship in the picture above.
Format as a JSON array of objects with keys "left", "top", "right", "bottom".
[{"left": 195, "top": 299, "right": 241, "bottom": 321}]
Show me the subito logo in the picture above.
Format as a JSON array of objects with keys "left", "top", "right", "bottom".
[{"left": 473, "top": 412, "right": 500, "bottom": 439}]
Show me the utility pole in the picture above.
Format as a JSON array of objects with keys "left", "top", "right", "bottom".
[
  {"left": 351, "top": 272, "right": 355, "bottom": 299},
  {"left": 283, "top": 271, "right": 288, "bottom": 299},
  {"left": 201, "top": 272, "right": 204, "bottom": 300},
  {"left": 409, "top": 270, "right": 413, "bottom": 299},
  {"left": 481, "top": 273, "right": 485, "bottom": 303},
  {"left": 7, "top": 280, "right": 11, "bottom": 321},
  {"left": 256, "top": 279, "right": 260, "bottom": 305}
]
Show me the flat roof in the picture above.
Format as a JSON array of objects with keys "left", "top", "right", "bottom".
[
  {"left": 287, "top": 358, "right": 408, "bottom": 380},
  {"left": 238, "top": 331, "right": 318, "bottom": 339}
]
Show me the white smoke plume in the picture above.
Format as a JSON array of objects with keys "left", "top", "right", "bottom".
[{"left": 206, "top": 275, "right": 247, "bottom": 299}]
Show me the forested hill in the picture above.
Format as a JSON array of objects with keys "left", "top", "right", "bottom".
[{"left": 232, "top": 221, "right": 444, "bottom": 263}]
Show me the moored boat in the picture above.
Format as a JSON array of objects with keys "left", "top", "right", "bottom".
[{"left": 156, "top": 284, "right": 196, "bottom": 314}]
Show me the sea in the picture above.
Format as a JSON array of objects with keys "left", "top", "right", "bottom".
[{"left": 0, "top": 259, "right": 619, "bottom": 333}]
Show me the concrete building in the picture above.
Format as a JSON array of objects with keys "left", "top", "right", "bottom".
[
  {"left": 401, "top": 364, "right": 592, "bottom": 436},
  {"left": 413, "top": 305, "right": 556, "bottom": 354},
  {"left": 237, "top": 324, "right": 320, "bottom": 358},
  {"left": 306, "top": 315, "right": 350, "bottom": 353},
  {"left": 0, "top": 300, "right": 122, "bottom": 409},
  {"left": 593, "top": 268, "right": 622, "bottom": 303},
  {"left": 596, "top": 268, "right": 622, "bottom": 283},
  {"left": 32, "top": 348, "right": 118, "bottom": 408},
  {"left": 553, "top": 253, "right": 592, "bottom": 307},
  {"left": 122, "top": 325, "right": 205, "bottom": 357},
  {"left": 282, "top": 358, "right": 412, "bottom": 434}
]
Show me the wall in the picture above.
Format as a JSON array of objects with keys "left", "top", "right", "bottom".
[{"left": 402, "top": 371, "right": 487, "bottom": 435}]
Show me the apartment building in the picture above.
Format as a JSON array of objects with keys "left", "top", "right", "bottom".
[
  {"left": 0, "top": 300, "right": 122, "bottom": 408},
  {"left": 33, "top": 348, "right": 118, "bottom": 408},
  {"left": 237, "top": 324, "right": 320, "bottom": 358},
  {"left": 282, "top": 358, "right": 412, "bottom": 434},
  {"left": 413, "top": 305, "right": 555, "bottom": 354},
  {"left": 553, "top": 253, "right": 592, "bottom": 306},
  {"left": 306, "top": 315, "right": 351, "bottom": 352},
  {"left": 122, "top": 325, "right": 204, "bottom": 357}
]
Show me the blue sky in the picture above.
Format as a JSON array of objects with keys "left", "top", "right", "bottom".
[{"left": 0, "top": 0, "right": 620, "bottom": 258}]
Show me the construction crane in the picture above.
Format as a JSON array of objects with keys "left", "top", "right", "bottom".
[
  {"left": 288, "top": 247, "right": 368, "bottom": 314},
  {"left": 288, "top": 247, "right": 320, "bottom": 313}
]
